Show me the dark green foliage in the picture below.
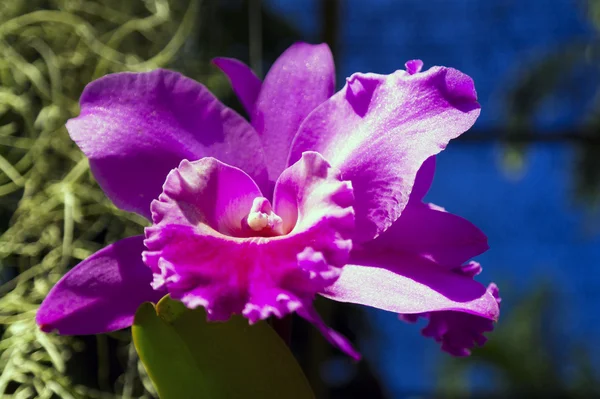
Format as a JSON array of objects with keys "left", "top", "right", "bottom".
[{"left": 132, "top": 296, "right": 315, "bottom": 399}]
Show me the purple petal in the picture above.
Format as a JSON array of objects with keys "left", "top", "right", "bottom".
[
  {"left": 36, "top": 236, "right": 164, "bottom": 335},
  {"left": 253, "top": 42, "right": 335, "bottom": 182},
  {"left": 213, "top": 57, "right": 262, "bottom": 116},
  {"left": 400, "top": 280, "right": 501, "bottom": 356},
  {"left": 143, "top": 153, "right": 357, "bottom": 357},
  {"left": 405, "top": 59, "right": 424, "bottom": 75},
  {"left": 289, "top": 65, "right": 480, "bottom": 242},
  {"left": 67, "top": 69, "right": 268, "bottom": 219},
  {"left": 273, "top": 151, "right": 354, "bottom": 239},
  {"left": 410, "top": 156, "right": 436, "bottom": 202},
  {"left": 322, "top": 252, "right": 499, "bottom": 320},
  {"left": 365, "top": 202, "right": 488, "bottom": 267},
  {"left": 149, "top": 157, "right": 263, "bottom": 237},
  {"left": 144, "top": 152, "right": 354, "bottom": 323},
  {"left": 297, "top": 300, "right": 361, "bottom": 360}
]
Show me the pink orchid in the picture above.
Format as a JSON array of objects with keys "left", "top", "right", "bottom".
[{"left": 36, "top": 43, "right": 499, "bottom": 359}]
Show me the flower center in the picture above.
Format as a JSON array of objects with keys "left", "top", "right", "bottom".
[
  {"left": 246, "top": 212, "right": 269, "bottom": 231},
  {"left": 245, "top": 197, "right": 283, "bottom": 236}
]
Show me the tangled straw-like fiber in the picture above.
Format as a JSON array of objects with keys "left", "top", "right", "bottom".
[{"left": 0, "top": 0, "right": 200, "bottom": 397}]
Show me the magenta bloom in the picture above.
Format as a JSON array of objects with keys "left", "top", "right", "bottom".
[{"left": 36, "top": 43, "right": 499, "bottom": 359}]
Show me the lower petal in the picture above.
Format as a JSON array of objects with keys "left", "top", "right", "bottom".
[
  {"left": 297, "top": 301, "right": 361, "bottom": 361},
  {"left": 241, "top": 290, "right": 360, "bottom": 360},
  {"left": 401, "top": 283, "right": 501, "bottom": 356},
  {"left": 366, "top": 202, "right": 488, "bottom": 267},
  {"left": 322, "top": 252, "right": 499, "bottom": 320},
  {"left": 36, "top": 236, "right": 165, "bottom": 335},
  {"left": 409, "top": 156, "right": 436, "bottom": 202}
]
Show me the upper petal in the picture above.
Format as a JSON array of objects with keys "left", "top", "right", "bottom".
[
  {"left": 322, "top": 251, "right": 498, "bottom": 320},
  {"left": 253, "top": 42, "right": 335, "bottom": 183},
  {"left": 36, "top": 236, "right": 164, "bottom": 335},
  {"left": 213, "top": 57, "right": 262, "bottom": 116},
  {"left": 67, "top": 69, "right": 268, "bottom": 219},
  {"left": 289, "top": 64, "right": 480, "bottom": 242},
  {"left": 365, "top": 202, "right": 488, "bottom": 267}
]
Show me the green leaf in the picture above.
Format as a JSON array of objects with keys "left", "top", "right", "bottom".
[{"left": 132, "top": 295, "right": 315, "bottom": 399}]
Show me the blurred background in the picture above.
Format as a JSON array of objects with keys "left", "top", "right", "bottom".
[{"left": 1, "top": 0, "right": 599, "bottom": 398}]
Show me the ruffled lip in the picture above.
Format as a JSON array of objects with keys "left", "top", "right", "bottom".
[{"left": 142, "top": 152, "right": 359, "bottom": 358}]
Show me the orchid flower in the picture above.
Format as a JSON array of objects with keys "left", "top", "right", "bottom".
[{"left": 36, "top": 43, "right": 499, "bottom": 360}]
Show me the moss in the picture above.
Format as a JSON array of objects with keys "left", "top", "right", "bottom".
[{"left": 0, "top": 1, "right": 197, "bottom": 397}]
